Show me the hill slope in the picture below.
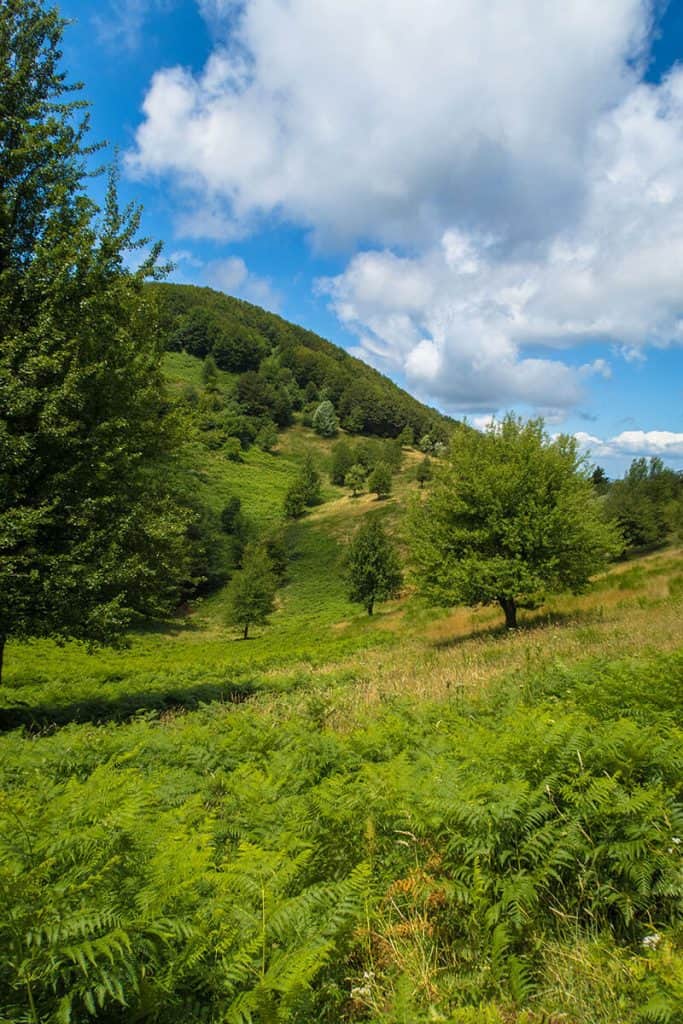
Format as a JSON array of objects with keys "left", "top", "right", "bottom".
[{"left": 150, "top": 282, "right": 456, "bottom": 444}]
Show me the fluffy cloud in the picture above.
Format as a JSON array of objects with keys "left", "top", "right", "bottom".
[
  {"left": 127, "top": 0, "right": 683, "bottom": 412},
  {"left": 576, "top": 430, "right": 683, "bottom": 461},
  {"left": 128, "top": 0, "right": 648, "bottom": 247}
]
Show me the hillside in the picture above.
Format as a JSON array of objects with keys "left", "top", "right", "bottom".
[{"left": 149, "top": 282, "right": 456, "bottom": 444}]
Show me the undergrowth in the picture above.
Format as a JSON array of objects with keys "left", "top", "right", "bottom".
[{"left": 1, "top": 651, "right": 681, "bottom": 1022}]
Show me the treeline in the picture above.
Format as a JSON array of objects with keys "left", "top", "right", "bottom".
[
  {"left": 594, "top": 457, "right": 683, "bottom": 552},
  {"left": 149, "top": 283, "right": 454, "bottom": 444}
]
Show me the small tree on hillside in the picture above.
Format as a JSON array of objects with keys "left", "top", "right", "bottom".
[
  {"left": 345, "top": 464, "right": 367, "bottom": 497},
  {"left": 347, "top": 517, "right": 403, "bottom": 615},
  {"left": 416, "top": 456, "right": 433, "bottom": 488},
  {"left": 300, "top": 454, "right": 322, "bottom": 505},
  {"left": 312, "top": 400, "right": 339, "bottom": 438},
  {"left": 368, "top": 462, "right": 392, "bottom": 500},
  {"left": 398, "top": 425, "right": 415, "bottom": 447},
  {"left": 412, "top": 414, "right": 622, "bottom": 629},
  {"left": 225, "top": 546, "right": 277, "bottom": 639},
  {"left": 201, "top": 354, "right": 219, "bottom": 389},
  {"left": 330, "top": 440, "right": 354, "bottom": 485}
]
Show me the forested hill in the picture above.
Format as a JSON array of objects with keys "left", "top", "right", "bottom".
[{"left": 149, "top": 282, "right": 455, "bottom": 443}]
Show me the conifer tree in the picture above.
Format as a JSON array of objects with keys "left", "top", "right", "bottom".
[
  {"left": 368, "top": 462, "right": 392, "bottom": 500},
  {"left": 0, "top": 0, "right": 191, "bottom": 683},
  {"left": 312, "top": 399, "right": 339, "bottom": 437}
]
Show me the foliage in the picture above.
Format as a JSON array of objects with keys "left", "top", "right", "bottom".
[
  {"left": 347, "top": 516, "right": 403, "bottom": 614},
  {"left": 345, "top": 464, "right": 367, "bottom": 497},
  {"left": 605, "top": 457, "right": 683, "bottom": 551},
  {"left": 412, "top": 414, "right": 623, "bottom": 628},
  {"left": 312, "top": 400, "right": 339, "bottom": 438},
  {"left": 1, "top": 649, "right": 681, "bottom": 1022},
  {"left": 416, "top": 456, "right": 433, "bottom": 488},
  {"left": 201, "top": 353, "right": 219, "bottom": 388},
  {"left": 225, "top": 545, "right": 277, "bottom": 639},
  {"left": 368, "top": 462, "right": 392, "bottom": 500},
  {"left": 0, "top": 0, "right": 191, "bottom": 682},
  {"left": 256, "top": 420, "right": 279, "bottom": 452}
]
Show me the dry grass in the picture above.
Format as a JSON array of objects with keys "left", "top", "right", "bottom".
[{"left": 256, "top": 546, "right": 683, "bottom": 728}]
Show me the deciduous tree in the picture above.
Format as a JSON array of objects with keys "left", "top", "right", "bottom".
[
  {"left": 347, "top": 517, "right": 403, "bottom": 615},
  {"left": 412, "top": 415, "right": 622, "bottom": 629},
  {"left": 225, "top": 546, "right": 277, "bottom": 639},
  {"left": 0, "top": 0, "right": 191, "bottom": 683}
]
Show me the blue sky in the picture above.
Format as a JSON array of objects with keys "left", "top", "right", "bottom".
[{"left": 58, "top": 0, "right": 683, "bottom": 475}]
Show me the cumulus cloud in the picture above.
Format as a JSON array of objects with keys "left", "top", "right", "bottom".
[
  {"left": 126, "top": 0, "right": 683, "bottom": 413},
  {"left": 576, "top": 430, "right": 683, "bottom": 461},
  {"left": 128, "top": 0, "right": 649, "bottom": 247}
]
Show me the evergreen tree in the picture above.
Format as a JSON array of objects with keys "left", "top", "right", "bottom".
[
  {"left": 225, "top": 546, "right": 277, "bottom": 639},
  {"left": 312, "top": 399, "right": 339, "bottom": 437},
  {"left": 0, "top": 0, "right": 191, "bottom": 683},
  {"left": 412, "top": 414, "right": 622, "bottom": 629},
  {"left": 368, "top": 462, "right": 392, "bottom": 500},
  {"left": 398, "top": 425, "right": 415, "bottom": 448},
  {"left": 416, "top": 456, "right": 433, "bottom": 488},
  {"left": 299, "top": 453, "right": 321, "bottom": 505},
  {"left": 347, "top": 517, "right": 403, "bottom": 615},
  {"left": 283, "top": 481, "right": 307, "bottom": 519}
]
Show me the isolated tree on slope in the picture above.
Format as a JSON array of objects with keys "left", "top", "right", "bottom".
[
  {"left": 347, "top": 517, "right": 403, "bottom": 615},
  {"left": 411, "top": 415, "right": 622, "bottom": 629},
  {"left": 226, "top": 546, "right": 277, "bottom": 639},
  {"left": 0, "top": 0, "right": 191, "bottom": 684}
]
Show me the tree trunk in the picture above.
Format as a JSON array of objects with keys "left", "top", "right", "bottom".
[
  {"left": 0, "top": 635, "right": 4, "bottom": 687},
  {"left": 498, "top": 597, "right": 517, "bottom": 629},
  {"left": 243, "top": 623, "right": 249, "bottom": 640}
]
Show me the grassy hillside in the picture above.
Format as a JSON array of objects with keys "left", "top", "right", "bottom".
[{"left": 1, "top": 348, "right": 681, "bottom": 1023}]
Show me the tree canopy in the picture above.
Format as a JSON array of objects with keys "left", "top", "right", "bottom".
[
  {"left": 412, "top": 415, "right": 622, "bottom": 628},
  {"left": 225, "top": 546, "right": 277, "bottom": 639},
  {"left": 0, "top": 0, "right": 191, "bottom": 681}
]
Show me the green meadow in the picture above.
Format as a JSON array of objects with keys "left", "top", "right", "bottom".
[{"left": 2, "top": 364, "right": 682, "bottom": 1022}]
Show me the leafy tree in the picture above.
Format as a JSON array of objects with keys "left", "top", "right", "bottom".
[
  {"left": 0, "top": 0, "right": 191, "bottom": 683},
  {"left": 201, "top": 353, "right": 218, "bottom": 389},
  {"left": 398, "top": 425, "right": 415, "bottom": 447},
  {"left": 330, "top": 440, "right": 354, "bottom": 485},
  {"left": 347, "top": 517, "right": 403, "bottom": 615},
  {"left": 225, "top": 546, "right": 277, "bottom": 639},
  {"left": 604, "top": 457, "right": 682, "bottom": 551},
  {"left": 416, "top": 456, "right": 433, "bottom": 488},
  {"left": 345, "top": 464, "right": 366, "bottom": 497},
  {"left": 368, "top": 462, "right": 392, "bottom": 500},
  {"left": 256, "top": 420, "right": 278, "bottom": 452},
  {"left": 171, "top": 307, "right": 218, "bottom": 358},
  {"left": 283, "top": 482, "right": 307, "bottom": 519},
  {"left": 312, "top": 400, "right": 339, "bottom": 437},
  {"left": 224, "top": 437, "right": 243, "bottom": 462},
  {"left": 299, "top": 453, "right": 321, "bottom": 506},
  {"left": 412, "top": 415, "right": 622, "bottom": 629}
]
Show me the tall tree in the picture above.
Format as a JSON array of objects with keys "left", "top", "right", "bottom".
[
  {"left": 412, "top": 415, "right": 622, "bottom": 629},
  {"left": 0, "top": 0, "right": 191, "bottom": 683},
  {"left": 347, "top": 516, "right": 403, "bottom": 615}
]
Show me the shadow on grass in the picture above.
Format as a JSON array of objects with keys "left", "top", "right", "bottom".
[
  {"left": 0, "top": 677, "right": 257, "bottom": 734},
  {"left": 431, "top": 606, "right": 601, "bottom": 650}
]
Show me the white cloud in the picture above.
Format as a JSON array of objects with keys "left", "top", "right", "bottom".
[
  {"left": 126, "top": 0, "right": 683, "bottom": 412},
  {"left": 128, "top": 0, "right": 649, "bottom": 247},
  {"left": 576, "top": 430, "right": 683, "bottom": 460},
  {"left": 205, "top": 256, "right": 280, "bottom": 310}
]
